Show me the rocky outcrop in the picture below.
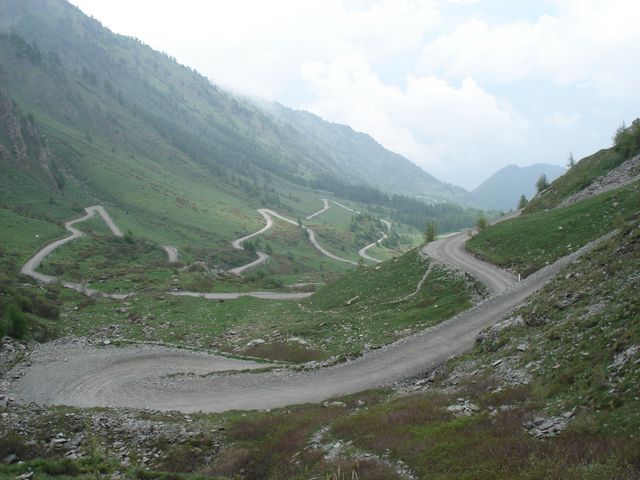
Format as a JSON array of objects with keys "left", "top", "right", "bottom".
[
  {"left": 0, "top": 85, "right": 59, "bottom": 190},
  {"left": 559, "top": 154, "right": 640, "bottom": 208}
]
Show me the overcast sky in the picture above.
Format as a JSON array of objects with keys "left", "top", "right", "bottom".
[{"left": 68, "top": 0, "right": 640, "bottom": 190}]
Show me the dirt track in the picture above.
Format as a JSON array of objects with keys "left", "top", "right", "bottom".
[
  {"left": 358, "top": 219, "right": 392, "bottom": 263},
  {"left": 423, "top": 231, "right": 517, "bottom": 295},
  {"left": 9, "top": 227, "right": 609, "bottom": 413},
  {"left": 20, "top": 206, "right": 128, "bottom": 299},
  {"left": 230, "top": 207, "right": 358, "bottom": 273}
]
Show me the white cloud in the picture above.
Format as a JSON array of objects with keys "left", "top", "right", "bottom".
[
  {"left": 420, "top": 0, "right": 640, "bottom": 99},
  {"left": 70, "top": 0, "right": 441, "bottom": 100},
  {"left": 545, "top": 111, "right": 582, "bottom": 129},
  {"left": 302, "top": 54, "right": 528, "bottom": 189}
]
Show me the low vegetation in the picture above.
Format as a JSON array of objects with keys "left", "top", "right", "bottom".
[
  {"left": 526, "top": 131, "right": 638, "bottom": 212},
  {"left": 46, "top": 247, "right": 478, "bottom": 363},
  {"left": 466, "top": 182, "right": 640, "bottom": 275}
]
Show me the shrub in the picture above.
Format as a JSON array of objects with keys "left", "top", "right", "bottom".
[
  {"left": 613, "top": 118, "right": 640, "bottom": 159},
  {"left": 476, "top": 215, "right": 488, "bottom": 232},
  {"left": 424, "top": 222, "right": 437, "bottom": 243},
  {"left": 536, "top": 174, "right": 550, "bottom": 193},
  {"left": 4, "top": 304, "right": 29, "bottom": 339}
]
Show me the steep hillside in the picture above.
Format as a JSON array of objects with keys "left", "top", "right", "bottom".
[
  {"left": 268, "top": 103, "right": 473, "bottom": 202},
  {"left": 0, "top": 0, "right": 483, "bottom": 264},
  {"left": 0, "top": 0, "right": 469, "bottom": 204},
  {"left": 2, "top": 203, "right": 638, "bottom": 480},
  {"left": 526, "top": 120, "right": 640, "bottom": 212},
  {"left": 467, "top": 181, "right": 640, "bottom": 275},
  {"left": 472, "top": 163, "right": 565, "bottom": 211}
]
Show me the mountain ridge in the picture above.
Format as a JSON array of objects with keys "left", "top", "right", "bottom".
[
  {"left": 0, "top": 0, "right": 469, "bottom": 204},
  {"left": 472, "top": 162, "right": 566, "bottom": 210}
]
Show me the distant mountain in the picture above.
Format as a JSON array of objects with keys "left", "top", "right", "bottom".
[{"left": 472, "top": 164, "right": 566, "bottom": 211}]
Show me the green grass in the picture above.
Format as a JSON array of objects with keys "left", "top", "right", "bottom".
[
  {"left": 206, "top": 220, "right": 640, "bottom": 479},
  {"left": 0, "top": 207, "right": 65, "bottom": 264},
  {"left": 4, "top": 220, "right": 639, "bottom": 480},
  {"left": 481, "top": 218, "right": 640, "bottom": 435},
  {"left": 331, "top": 389, "right": 638, "bottom": 479},
  {"left": 466, "top": 182, "right": 640, "bottom": 275},
  {"left": 526, "top": 146, "right": 629, "bottom": 212},
  {"left": 50, "top": 247, "right": 475, "bottom": 362}
]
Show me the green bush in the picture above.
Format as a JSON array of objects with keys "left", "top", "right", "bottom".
[
  {"left": 613, "top": 118, "right": 640, "bottom": 159},
  {"left": 4, "top": 304, "right": 29, "bottom": 339}
]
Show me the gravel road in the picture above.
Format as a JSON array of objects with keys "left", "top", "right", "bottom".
[
  {"left": 230, "top": 208, "right": 358, "bottom": 272},
  {"left": 9, "top": 228, "right": 609, "bottom": 413},
  {"left": 358, "top": 219, "right": 392, "bottom": 263},
  {"left": 20, "top": 206, "right": 127, "bottom": 299},
  {"left": 162, "top": 245, "right": 179, "bottom": 263},
  {"left": 306, "top": 198, "right": 330, "bottom": 220},
  {"left": 423, "top": 231, "right": 518, "bottom": 295}
]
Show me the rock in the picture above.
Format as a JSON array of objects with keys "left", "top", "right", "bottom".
[
  {"left": 476, "top": 316, "right": 524, "bottom": 352},
  {"left": 288, "top": 337, "right": 308, "bottom": 345},
  {"left": 245, "top": 339, "right": 265, "bottom": 348},
  {"left": 516, "top": 343, "right": 528, "bottom": 352},
  {"left": 446, "top": 399, "right": 479, "bottom": 416},
  {"left": 16, "top": 472, "right": 33, "bottom": 480},
  {"left": 607, "top": 344, "right": 640, "bottom": 372},
  {"left": 2, "top": 453, "right": 17, "bottom": 464},
  {"left": 492, "top": 359, "right": 503, "bottom": 367},
  {"left": 346, "top": 295, "right": 360, "bottom": 305},
  {"left": 323, "top": 401, "right": 346, "bottom": 408},
  {"left": 525, "top": 414, "right": 569, "bottom": 438}
]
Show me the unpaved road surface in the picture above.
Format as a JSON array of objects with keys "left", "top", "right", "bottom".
[
  {"left": 162, "top": 245, "right": 179, "bottom": 263},
  {"left": 20, "top": 206, "right": 127, "bottom": 299},
  {"left": 358, "top": 219, "right": 392, "bottom": 263},
  {"left": 306, "top": 198, "right": 392, "bottom": 264},
  {"left": 9, "top": 230, "right": 609, "bottom": 413},
  {"left": 306, "top": 198, "right": 330, "bottom": 220},
  {"left": 423, "top": 231, "right": 518, "bottom": 295},
  {"left": 230, "top": 208, "right": 358, "bottom": 273}
]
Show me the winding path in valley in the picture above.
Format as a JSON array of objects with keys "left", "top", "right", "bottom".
[
  {"left": 358, "top": 219, "right": 392, "bottom": 264},
  {"left": 307, "top": 198, "right": 392, "bottom": 264},
  {"left": 423, "top": 231, "right": 517, "bottom": 295},
  {"left": 229, "top": 207, "right": 358, "bottom": 276},
  {"left": 19, "top": 204, "right": 357, "bottom": 301},
  {"left": 19, "top": 206, "right": 129, "bottom": 299},
  {"left": 10, "top": 219, "right": 609, "bottom": 413},
  {"left": 162, "top": 245, "right": 179, "bottom": 263}
]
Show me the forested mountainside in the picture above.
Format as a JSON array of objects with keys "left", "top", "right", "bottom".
[
  {"left": 0, "top": 0, "right": 470, "bottom": 205},
  {"left": 267, "top": 103, "right": 474, "bottom": 202}
]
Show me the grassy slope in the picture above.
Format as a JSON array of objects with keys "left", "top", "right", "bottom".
[
  {"left": 526, "top": 146, "right": 628, "bottom": 212},
  {"left": 204, "top": 217, "right": 640, "bottom": 479},
  {"left": 466, "top": 181, "right": 640, "bottom": 275},
  {"left": 49, "top": 248, "right": 476, "bottom": 363},
  {"left": 9, "top": 213, "right": 637, "bottom": 480}
]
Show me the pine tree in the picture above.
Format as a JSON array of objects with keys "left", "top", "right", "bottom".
[
  {"left": 424, "top": 222, "right": 437, "bottom": 243},
  {"left": 518, "top": 194, "right": 529, "bottom": 209},
  {"left": 476, "top": 215, "right": 488, "bottom": 232},
  {"left": 536, "top": 174, "right": 550, "bottom": 193}
]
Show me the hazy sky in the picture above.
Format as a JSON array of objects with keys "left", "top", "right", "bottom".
[{"left": 68, "top": 0, "right": 640, "bottom": 190}]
